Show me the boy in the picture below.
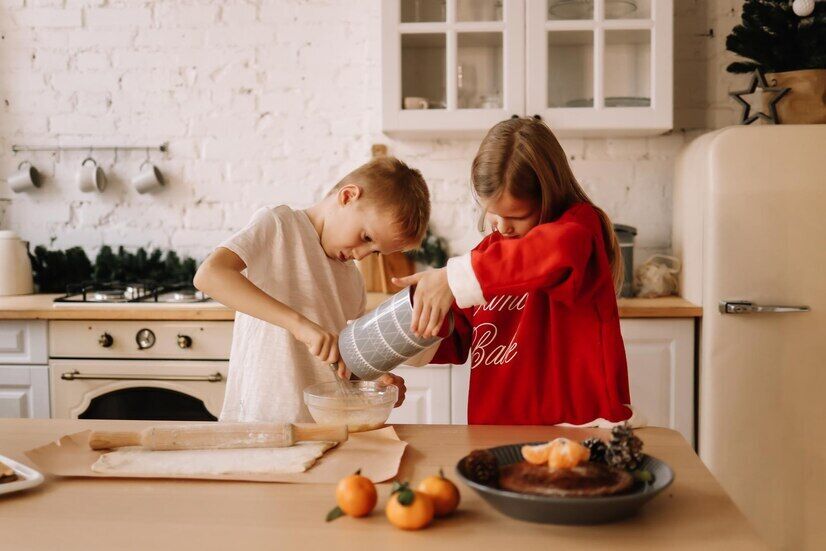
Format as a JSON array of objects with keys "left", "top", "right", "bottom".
[{"left": 194, "top": 157, "right": 430, "bottom": 423}]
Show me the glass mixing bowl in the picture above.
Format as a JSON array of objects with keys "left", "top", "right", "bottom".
[{"left": 303, "top": 381, "right": 398, "bottom": 433}]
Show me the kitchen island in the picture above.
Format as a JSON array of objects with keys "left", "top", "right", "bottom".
[{"left": 0, "top": 420, "right": 763, "bottom": 550}]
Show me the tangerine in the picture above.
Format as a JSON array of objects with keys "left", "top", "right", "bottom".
[
  {"left": 386, "top": 483, "right": 435, "bottom": 530},
  {"left": 334, "top": 471, "right": 377, "bottom": 518},
  {"left": 547, "top": 438, "right": 590, "bottom": 470},
  {"left": 521, "top": 442, "right": 553, "bottom": 465},
  {"left": 416, "top": 470, "right": 460, "bottom": 517}
]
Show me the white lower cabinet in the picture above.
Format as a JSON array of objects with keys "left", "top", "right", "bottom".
[
  {"left": 0, "top": 320, "right": 47, "bottom": 364},
  {"left": 446, "top": 319, "right": 695, "bottom": 446},
  {"left": 0, "top": 364, "right": 50, "bottom": 418},
  {"left": 451, "top": 361, "right": 471, "bottom": 425},
  {"left": 387, "top": 365, "right": 451, "bottom": 425},
  {"left": 0, "top": 320, "right": 50, "bottom": 419},
  {"left": 621, "top": 319, "right": 695, "bottom": 445}
]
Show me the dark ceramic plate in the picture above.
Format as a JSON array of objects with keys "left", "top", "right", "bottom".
[{"left": 456, "top": 443, "right": 674, "bottom": 525}]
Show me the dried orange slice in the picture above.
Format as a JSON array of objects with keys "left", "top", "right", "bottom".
[
  {"left": 521, "top": 442, "right": 553, "bottom": 465},
  {"left": 547, "top": 438, "right": 591, "bottom": 470}
]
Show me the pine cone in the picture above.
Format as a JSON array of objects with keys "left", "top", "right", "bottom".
[
  {"left": 582, "top": 437, "right": 608, "bottom": 464},
  {"left": 461, "top": 449, "right": 499, "bottom": 486},
  {"left": 605, "top": 423, "right": 644, "bottom": 471}
]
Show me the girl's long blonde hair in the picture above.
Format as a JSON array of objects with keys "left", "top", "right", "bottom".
[{"left": 471, "top": 117, "right": 623, "bottom": 292}]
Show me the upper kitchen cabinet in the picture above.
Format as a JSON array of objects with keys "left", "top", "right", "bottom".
[
  {"left": 381, "top": 0, "right": 673, "bottom": 138},
  {"left": 527, "top": 0, "right": 672, "bottom": 136},
  {"left": 381, "top": 0, "right": 526, "bottom": 137}
]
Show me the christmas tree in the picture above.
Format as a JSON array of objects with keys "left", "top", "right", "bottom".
[{"left": 726, "top": 0, "right": 826, "bottom": 73}]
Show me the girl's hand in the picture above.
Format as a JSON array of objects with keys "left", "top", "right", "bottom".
[
  {"left": 291, "top": 317, "right": 341, "bottom": 365},
  {"left": 377, "top": 373, "right": 407, "bottom": 408},
  {"left": 392, "top": 269, "right": 454, "bottom": 338}
]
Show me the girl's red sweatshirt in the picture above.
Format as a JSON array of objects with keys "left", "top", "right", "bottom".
[{"left": 434, "top": 203, "right": 633, "bottom": 426}]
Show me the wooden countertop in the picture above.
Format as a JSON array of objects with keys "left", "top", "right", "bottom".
[
  {"left": 616, "top": 296, "right": 702, "bottom": 318},
  {"left": 0, "top": 293, "right": 236, "bottom": 321},
  {"left": 0, "top": 420, "right": 763, "bottom": 550},
  {"left": 0, "top": 293, "right": 701, "bottom": 321}
]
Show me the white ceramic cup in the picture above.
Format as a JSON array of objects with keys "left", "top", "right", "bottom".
[
  {"left": 403, "top": 96, "right": 429, "bottom": 110},
  {"left": 132, "top": 160, "right": 165, "bottom": 194},
  {"left": 480, "top": 93, "right": 501, "bottom": 109},
  {"left": 7, "top": 161, "right": 41, "bottom": 193},
  {"left": 77, "top": 157, "right": 106, "bottom": 193}
]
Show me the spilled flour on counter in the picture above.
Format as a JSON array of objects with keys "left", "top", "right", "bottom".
[{"left": 91, "top": 441, "right": 336, "bottom": 475}]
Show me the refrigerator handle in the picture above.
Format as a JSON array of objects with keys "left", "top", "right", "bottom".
[{"left": 719, "top": 300, "right": 811, "bottom": 314}]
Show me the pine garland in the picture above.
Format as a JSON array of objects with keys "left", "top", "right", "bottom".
[
  {"left": 405, "top": 227, "right": 449, "bottom": 269},
  {"left": 726, "top": 0, "right": 826, "bottom": 73},
  {"left": 30, "top": 245, "right": 198, "bottom": 293}
]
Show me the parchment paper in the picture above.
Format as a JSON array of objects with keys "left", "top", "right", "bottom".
[{"left": 25, "top": 426, "right": 407, "bottom": 483}]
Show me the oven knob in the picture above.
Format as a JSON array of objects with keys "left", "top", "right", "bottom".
[
  {"left": 136, "top": 328, "right": 156, "bottom": 350},
  {"left": 98, "top": 333, "right": 113, "bottom": 348},
  {"left": 177, "top": 334, "right": 193, "bottom": 349}
]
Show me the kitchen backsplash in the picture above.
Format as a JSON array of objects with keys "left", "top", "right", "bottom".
[{"left": 0, "top": 1, "right": 746, "bottom": 266}]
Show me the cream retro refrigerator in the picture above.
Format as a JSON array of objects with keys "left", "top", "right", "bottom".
[{"left": 673, "top": 125, "right": 826, "bottom": 550}]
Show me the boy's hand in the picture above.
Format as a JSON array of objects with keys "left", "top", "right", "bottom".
[
  {"left": 336, "top": 361, "right": 351, "bottom": 381},
  {"left": 392, "top": 268, "right": 454, "bottom": 338},
  {"left": 291, "top": 318, "right": 341, "bottom": 365},
  {"left": 377, "top": 373, "right": 407, "bottom": 408}
]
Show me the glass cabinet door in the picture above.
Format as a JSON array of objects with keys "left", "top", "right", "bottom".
[
  {"left": 457, "top": 0, "right": 504, "bottom": 21},
  {"left": 527, "top": 0, "right": 671, "bottom": 135},
  {"left": 401, "top": 0, "right": 447, "bottom": 22},
  {"left": 457, "top": 32, "right": 503, "bottom": 109},
  {"left": 402, "top": 33, "right": 447, "bottom": 110},
  {"left": 604, "top": 28, "right": 651, "bottom": 108},
  {"left": 383, "top": 0, "right": 525, "bottom": 136},
  {"left": 546, "top": 30, "right": 593, "bottom": 108}
]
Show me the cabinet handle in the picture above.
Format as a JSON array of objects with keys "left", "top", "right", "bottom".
[
  {"left": 532, "top": 114, "right": 542, "bottom": 120},
  {"left": 510, "top": 114, "right": 520, "bottom": 119},
  {"left": 60, "top": 370, "right": 223, "bottom": 382}
]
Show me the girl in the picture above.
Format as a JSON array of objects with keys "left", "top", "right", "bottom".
[{"left": 394, "top": 118, "right": 637, "bottom": 427}]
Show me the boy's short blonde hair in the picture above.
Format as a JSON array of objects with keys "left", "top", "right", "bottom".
[{"left": 333, "top": 157, "right": 430, "bottom": 247}]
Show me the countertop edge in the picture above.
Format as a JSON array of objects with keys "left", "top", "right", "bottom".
[{"left": 0, "top": 293, "right": 703, "bottom": 320}]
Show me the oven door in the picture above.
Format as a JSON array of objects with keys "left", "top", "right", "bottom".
[{"left": 49, "top": 359, "right": 227, "bottom": 421}]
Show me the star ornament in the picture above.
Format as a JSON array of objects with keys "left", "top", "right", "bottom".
[{"left": 729, "top": 68, "right": 791, "bottom": 125}]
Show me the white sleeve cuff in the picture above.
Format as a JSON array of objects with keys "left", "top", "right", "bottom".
[
  {"left": 555, "top": 405, "right": 646, "bottom": 429},
  {"left": 446, "top": 253, "right": 486, "bottom": 309}
]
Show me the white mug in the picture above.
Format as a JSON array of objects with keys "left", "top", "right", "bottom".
[
  {"left": 7, "top": 161, "right": 41, "bottom": 193},
  {"left": 403, "top": 96, "right": 429, "bottom": 110},
  {"left": 480, "top": 94, "right": 501, "bottom": 109},
  {"left": 77, "top": 157, "right": 106, "bottom": 193},
  {"left": 132, "top": 160, "right": 165, "bottom": 194}
]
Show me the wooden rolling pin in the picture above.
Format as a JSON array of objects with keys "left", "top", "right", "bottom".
[{"left": 88, "top": 423, "right": 348, "bottom": 451}]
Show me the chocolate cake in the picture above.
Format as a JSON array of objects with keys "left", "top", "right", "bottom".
[{"left": 499, "top": 461, "right": 634, "bottom": 498}]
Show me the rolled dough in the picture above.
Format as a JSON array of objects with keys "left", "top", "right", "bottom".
[{"left": 91, "top": 441, "right": 336, "bottom": 476}]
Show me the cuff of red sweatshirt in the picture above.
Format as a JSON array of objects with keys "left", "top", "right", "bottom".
[{"left": 446, "top": 253, "right": 486, "bottom": 309}]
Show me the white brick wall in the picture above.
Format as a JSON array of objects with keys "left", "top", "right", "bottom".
[{"left": 0, "top": 0, "right": 746, "bottom": 266}]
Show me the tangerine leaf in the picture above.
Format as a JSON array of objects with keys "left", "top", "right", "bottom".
[{"left": 326, "top": 506, "right": 345, "bottom": 522}]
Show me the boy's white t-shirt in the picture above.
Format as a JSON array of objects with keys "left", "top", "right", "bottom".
[{"left": 218, "top": 205, "right": 366, "bottom": 423}]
